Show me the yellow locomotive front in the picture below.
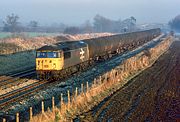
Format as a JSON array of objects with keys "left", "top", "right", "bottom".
[
  {"left": 36, "top": 49, "right": 64, "bottom": 79},
  {"left": 36, "top": 41, "right": 89, "bottom": 79}
]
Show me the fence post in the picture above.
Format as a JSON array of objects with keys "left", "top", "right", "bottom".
[
  {"left": 86, "top": 82, "right": 89, "bottom": 92},
  {"left": 41, "top": 101, "right": 44, "bottom": 114},
  {"left": 99, "top": 76, "right": 102, "bottom": 84},
  {"left": 68, "top": 90, "right": 70, "bottom": 108},
  {"left": 105, "top": 73, "right": 108, "bottom": 82},
  {"left": 61, "top": 93, "right": 63, "bottom": 105},
  {"left": 29, "top": 107, "right": 33, "bottom": 121},
  {"left": 3, "top": 118, "right": 6, "bottom": 122},
  {"left": 75, "top": 87, "right": 78, "bottom": 100},
  {"left": 81, "top": 84, "right": 84, "bottom": 93},
  {"left": 16, "top": 113, "right": 19, "bottom": 122},
  {"left": 111, "top": 70, "right": 115, "bottom": 82},
  {"left": 52, "top": 96, "right": 55, "bottom": 112},
  {"left": 60, "top": 93, "right": 64, "bottom": 112},
  {"left": 94, "top": 78, "right": 96, "bottom": 85}
]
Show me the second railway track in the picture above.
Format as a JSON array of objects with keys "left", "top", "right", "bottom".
[
  {"left": 0, "top": 68, "right": 36, "bottom": 89},
  {"left": 0, "top": 80, "right": 48, "bottom": 109}
]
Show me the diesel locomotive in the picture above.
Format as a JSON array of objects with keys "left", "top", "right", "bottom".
[{"left": 36, "top": 28, "right": 161, "bottom": 79}]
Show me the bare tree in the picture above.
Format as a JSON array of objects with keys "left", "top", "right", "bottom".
[
  {"left": 29, "top": 20, "right": 38, "bottom": 32},
  {"left": 64, "top": 26, "right": 81, "bottom": 35},
  {"left": 93, "top": 14, "right": 113, "bottom": 32},
  {"left": 93, "top": 14, "right": 137, "bottom": 33},
  {"left": 81, "top": 20, "right": 93, "bottom": 33},
  {"left": 169, "top": 15, "right": 180, "bottom": 32},
  {"left": 3, "top": 13, "right": 20, "bottom": 32},
  {"left": 29, "top": 21, "right": 38, "bottom": 28}
]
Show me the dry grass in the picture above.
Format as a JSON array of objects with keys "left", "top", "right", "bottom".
[
  {"left": 0, "top": 33, "right": 113, "bottom": 55},
  {"left": 31, "top": 36, "right": 173, "bottom": 122},
  {"left": 0, "top": 43, "right": 23, "bottom": 54}
]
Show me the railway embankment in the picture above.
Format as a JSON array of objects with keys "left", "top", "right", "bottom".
[{"left": 31, "top": 36, "right": 173, "bottom": 121}]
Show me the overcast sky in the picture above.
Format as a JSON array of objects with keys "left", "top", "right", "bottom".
[{"left": 0, "top": 0, "right": 179, "bottom": 25}]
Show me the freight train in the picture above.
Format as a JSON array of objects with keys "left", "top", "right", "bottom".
[{"left": 36, "top": 28, "right": 161, "bottom": 79}]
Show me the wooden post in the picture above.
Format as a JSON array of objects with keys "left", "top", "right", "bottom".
[
  {"left": 81, "top": 83, "right": 84, "bottom": 93},
  {"left": 60, "top": 93, "right": 64, "bottom": 112},
  {"left": 86, "top": 82, "right": 89, "bottom": 92},
  {"left": 111, "top": 70, "right": 114, "bottom": 82},
  {"left": 67, "top": 90, "right": 70, "bottom": 108},
  {"left": 52, "top": 96, "right": 55, "bottom": 112},
  {"left": 16, "top": 113, "right": 19, "bottom": 122},
  {"left": 105, "top": 73, "right": 108, "bottom": 82},
  {"left": 61, "top": 93, "right": 63, "bottom": 105},
  {"left": 3, "top": 118, "right": 6, "bottom": 122},
  {"left": 29, "top": 107, "right": 33, "bottom": 121},
  {"left": 99, "top": 76, "right": 102, "bottom": 84},
  {"left": 41, "top": 101, "right": 44, "bottom": 114},
  {"left": 94, "top": 78, "right": 96, "bottom": 85},
  {"left": 75, "top": 87, "right": 78, "bottom": 99}
]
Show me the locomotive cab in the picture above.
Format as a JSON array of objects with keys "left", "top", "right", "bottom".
[
  {"left": 36, "top": 50, "right": 64, "bottom": 71},
  {"left": 36, "top": 45, "right": 64, "bottom": 79},
  {"left": 36, "top": 41, "right": 89, "bottom": 79}
]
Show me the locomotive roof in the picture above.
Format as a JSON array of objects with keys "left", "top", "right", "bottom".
[
  {"left": 37, "top": 45, "right": 59, "bottom": 51},
  {"left": 37, "top": 41, "right": 87, "bottom": 51}
]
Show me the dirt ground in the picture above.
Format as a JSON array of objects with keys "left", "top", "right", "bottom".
[{"left": 80, "top": 41, "right": 180, "bottom": 121}]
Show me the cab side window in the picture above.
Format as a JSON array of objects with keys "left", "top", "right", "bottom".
[{"left": 58, "top": 52, "right": 61, "bottom": 58}]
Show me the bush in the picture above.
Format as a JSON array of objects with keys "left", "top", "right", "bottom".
[{"left": 64, "top": 26, "right": 82, "bottom": 35}]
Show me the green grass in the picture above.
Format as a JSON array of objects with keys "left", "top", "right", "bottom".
[{"left": 0, "top": 32, "right": 11, "bottom": 39}]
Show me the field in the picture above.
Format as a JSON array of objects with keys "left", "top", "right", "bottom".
[
  {"left": 0, "top": 32, "right": 58, "bottom": 39},
  {"left": 80, "top": 40, "right": 180, "bottom": 121}
]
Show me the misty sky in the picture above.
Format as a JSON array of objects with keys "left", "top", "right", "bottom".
[{"left": 0, "top": 0, "right": 180, "bottom": 25}]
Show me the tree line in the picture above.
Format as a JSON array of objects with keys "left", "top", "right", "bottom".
[
  {"left": 0, "top": 13, "right": 137, "bottom": 34},
  {"left": 169, "top": 14, "right": 180, "bottom": 32}
]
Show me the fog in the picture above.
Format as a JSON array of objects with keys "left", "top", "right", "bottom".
[{"left": 0, "top": 0, "right": 179, "bottom": 25}]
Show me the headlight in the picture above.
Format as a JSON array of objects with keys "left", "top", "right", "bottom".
[{"left": 53, "top": 63, "right": 56, "bottom": 68}]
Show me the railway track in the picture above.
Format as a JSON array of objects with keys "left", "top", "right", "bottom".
[
  {"left": 0, "top": 68, "right": 37, "bottom": 109},
  {"left": 0, "top": 80, "right": 48, "bottom": 109},
  {"left": 0, "top": 68, "right": 35, "bottom": 81},
  {"left": 0, "top": 68, "right": 36, "bottom": 89}
]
